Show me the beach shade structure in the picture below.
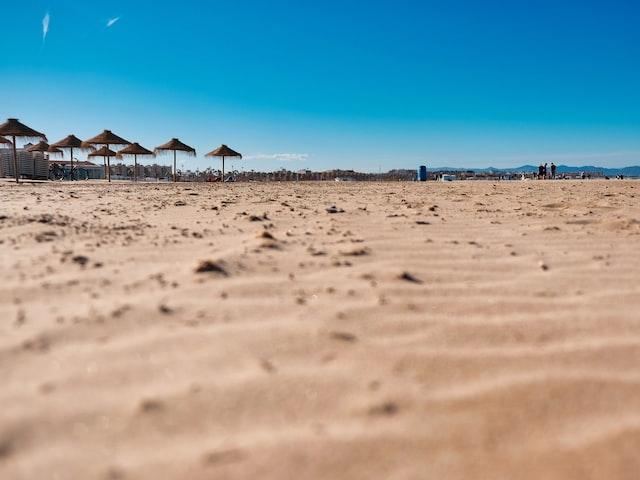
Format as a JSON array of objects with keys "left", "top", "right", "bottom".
[
  {"left": 84, "top": 130, "right": 130, "bottom": 182},
  {"left": 154, "top": 138, "right": 196, "bottom": 182},
  {"left": 0, "top": 118, "right": 47, "bottom": 183},
  {"left": 88, "top": 146, "right": 118, "bottom": 178},
  {"left": 205, "top": 145, "right": 242, "bottom": 182},
  {"left": 117, "top": 142, "right": 155, "bottom": 182},
  {"left": 48, "top": 145, "right": 64, "bottom": 156},
  {"left": 0, "top": 137, "right": 12, "bottom": 146},
  {"left": 26, "top": 141, "right": 63, "bottom": 180},
  {"left": 51, "top": 135, "right": 93, "bottom": 181},
  {"left": 26, "top": 140, "right": 62, "bottom": 157}
]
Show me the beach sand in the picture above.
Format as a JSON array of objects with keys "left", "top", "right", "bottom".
[{"left": 1, "top": 180, "right": 639, "bottom": 479}]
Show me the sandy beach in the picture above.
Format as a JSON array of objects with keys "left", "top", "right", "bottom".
[{"left": 1, "top": 179, "right": 639, "bottom": 479}]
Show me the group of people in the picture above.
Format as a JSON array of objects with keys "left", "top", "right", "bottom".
[{"left": 538, "top": 162, "right": 557, "bottom": 179}]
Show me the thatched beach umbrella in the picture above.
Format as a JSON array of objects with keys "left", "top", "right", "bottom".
[
  {"left": 88, "top": 146, "right": 117, "bottom": 176},
  {"left": 0, "top": 118, "right": 47, "bottom": 183},
  {"left": 48, "top": 145, "right": 63, "bottom": 155},
  {"left": 51, "top": 135, "right": 92, "bottom": 181},
  {"left": 26, "top": 141, "right": 62, "bottom": 179},
  {"left": 117, "top": 143, "right": 155, "bottom": 182},
  {"left": 85, "top": 130, "right": 130, "bottom": 182},
  {"left": 154, "top": 138, "right": 195, "bottom": 182},
  {"left": 26, "top": 141, "right": 62, "bottom": 157},
  {"left": 205, "top": 145, "right": 242, "bottom": 182}
]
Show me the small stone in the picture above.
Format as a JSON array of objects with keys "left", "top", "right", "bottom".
[
  {"left": 195, "top": 260, "right": 229, "bottom": 276},
  {"left": 326, "top": 206, "right": 345, "bottom": 214},
  {"left": 72, "top": 255, "right": 89, "bottom": 266},
  {"left": 329, "top": 331, "right": 357, "bottom": 343},
  {"left": 369, "top": 401, "right": 399, "bottom": 416},
  {"left": 399, "top": 272, "right": 423, "bottom": 284}
]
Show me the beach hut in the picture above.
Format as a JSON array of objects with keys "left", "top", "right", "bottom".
[
  {"left": 84, "top": 130, "right": 130, "bottom": 182},
  {"left": 0, "top": 118, "right": 47, "bottom": 183},
  {"left": 51, "top": 135, "right": 93, "bottom": 181},
  {"left": 117, "top": 143, "right": 155, "bottom": 182},
  {"left": 205, "top": 145, "right": 242, "bottom": 182},
  {"left": 154, "top": 138, "right": 196, "bottom": 182}
]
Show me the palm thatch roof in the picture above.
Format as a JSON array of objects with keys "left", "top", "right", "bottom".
[
  {"left": 48, "top": 145, "right": 64, "bottom": 155},
  {"left": 26, "top": 141, "right": 52, "bottom": 153},
  {"left": 85, "top": 130, "right": 130, "bottom": 146},
  {"left": 155, "top": 138, "right": 196, "bottom": 156},
  {"left": 117, "top": 142, "right": 155, "bottom": 157},
  {"left": 88, "top": 146, "right": 118, "bottom": 157},
  {"left": 0, "top": 118, "right": 47, "bottom": 141},
  {"left": 52, "top": 134, "right": 90, "bottom": 149},
  {"left": 26, "top": 141, "right": 63, "bottom": 159},
  {"left": 206, "top": 144, "right": 242, "bottom": 158},
  {"left": 0, "top": 137, "right": 12, "bottom": 146}
]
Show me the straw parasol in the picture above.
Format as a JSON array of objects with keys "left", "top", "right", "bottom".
[
  {"left": 84, "top": 130, "right": 130, "bottom": 182},
  {"left": 48, "top": 145, "right": 63, "bottom": 155},
  {"left": 117, "top": 143, "right": 155, "bottom": 182},
  {"left": 26, "top": 141, "right": 62, "bottom": 179},
  {"left": 51, "top": 135, "right": 92, "bottom": 181},
  {"left": 88, "top": 146, "right": 118, "bottom": 173},
  {"left": 0, "top": 118, "right": 47, "bottom": 183},
  {"left": 205, "top": 145, "right": 242, "bottom": 182},
  {"left": 26, "top": 141, "right": 62, "bottom": 156},
  {"left": 154, "top": 138, "right": 195, "bottom": 182}
]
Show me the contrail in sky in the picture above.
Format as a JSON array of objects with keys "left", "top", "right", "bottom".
[
  {"left": 107, "top": 17, "right": 120, "bottom": 27},
  {"left": 42, "top": 13, "right": 50, "bottom": 43}
]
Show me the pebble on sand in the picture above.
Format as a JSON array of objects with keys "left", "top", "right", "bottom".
[
  {"left": 399, "top": 272, "right": 423, "bottom": 284},
  {"left": 195, "top": 260, "right": 229, "bottom": 276}
]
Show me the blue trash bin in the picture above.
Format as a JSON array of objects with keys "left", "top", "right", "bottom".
[{"left": 418, "top": 166, "right": 428, "bottom": 182}]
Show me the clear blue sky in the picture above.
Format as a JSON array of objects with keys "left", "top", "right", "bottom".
[{"left": 2, "top": 0, "right": 639, "bottom": 171}]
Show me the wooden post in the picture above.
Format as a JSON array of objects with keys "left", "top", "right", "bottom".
[
  {"left": 12, "top": 136, "right": 19, "bottom": 183},
  {"left": 173, "top": 150, "right": 177, "bottom": 182},
  {"left": 106, "top": 144, "right": 111, "bottom": 182}
]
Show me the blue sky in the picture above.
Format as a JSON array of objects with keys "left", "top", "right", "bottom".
[{"left": 2, "top": 0, "right": 639, "bottom": 171}]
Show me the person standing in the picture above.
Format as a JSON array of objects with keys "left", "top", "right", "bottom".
[{"left": 551, "top": 162, "right": 557, "bottom": 179}]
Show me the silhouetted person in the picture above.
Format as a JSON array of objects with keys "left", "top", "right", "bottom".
[
  {"left": 538, "top": 164, "right": 544, "bottom": 179},
  {"left": 551, "top": 162, "right": 557, "bottom": 179}
]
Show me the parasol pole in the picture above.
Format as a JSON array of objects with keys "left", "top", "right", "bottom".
[
  {"left": 106, "top": 143, "right": 111, "bottom": 182},
  {"left": 134, "top": 154, "right": 138, "bottom": 182},
  {"left": 70, "top": 147, "right": 74, "bottom": 181},
  {"left": 12, "top": 136, "right": 18, "bottom": 183},
  {"left": 173, "top": 150, "right": 177, "bottom": 182}
]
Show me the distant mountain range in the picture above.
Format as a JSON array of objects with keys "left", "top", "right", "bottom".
[{"left": 428, "top": 165, "right": 640, "bottom": 177}]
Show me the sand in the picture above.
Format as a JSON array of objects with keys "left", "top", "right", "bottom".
[{"left": 1, "top": 179, "right": 639, "bottom": 479}]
